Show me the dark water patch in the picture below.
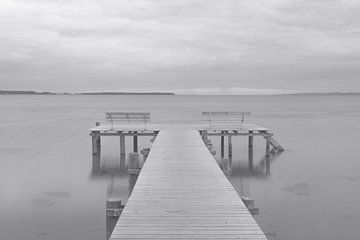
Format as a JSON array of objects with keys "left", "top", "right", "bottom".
[
  {"left": 43, "top": 191, "right": 71, "bottom": 198},
  {"left": 344, "top": 176, "right": 358, "bottom": 182},
  {"left": 281, "top": 182, "right": 314, "bottom": 196},
  {"left": 36, "top": 232, "right": 49, "bottom": 237},
  {"left": 31, "top": 198, "right": 57, "bottom": 208},
  {"left": 332, "top": 175, "right": 359, "bottom": 183}
]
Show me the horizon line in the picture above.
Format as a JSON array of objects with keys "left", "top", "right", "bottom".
[{"left": 1, "top": 90, "right": 360, "bottom": 96}]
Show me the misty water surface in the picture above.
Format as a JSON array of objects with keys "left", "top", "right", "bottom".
[{"left": 0, "top": 94, "right": 359, "bottom": 240}]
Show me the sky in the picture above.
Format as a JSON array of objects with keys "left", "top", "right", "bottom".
[{"left": 0, "top": 0, "right": 359, "bottom": 94}]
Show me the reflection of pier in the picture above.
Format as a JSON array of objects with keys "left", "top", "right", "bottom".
[{"left": 89, "top": 112, "right": 284, "bottom": 239}]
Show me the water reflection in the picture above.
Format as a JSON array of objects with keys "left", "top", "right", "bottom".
[
  {"left": 90, "top": 154, "right": 131, "bottom": 240},
  {"left": 228, "top": 149, "right": 283, "bottom": 221},
  {"left": 231, "top": 152, "right": 282, "bottom": 179}
]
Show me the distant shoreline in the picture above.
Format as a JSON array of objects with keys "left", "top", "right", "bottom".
[
  {"left": 1, "top": 90, "right": 360, "bottom": 96},
  {"left": 0, "top": 90, "right": 175, "bottom": 95}
]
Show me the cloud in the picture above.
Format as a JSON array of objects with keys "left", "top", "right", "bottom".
[{"left": 0, "top": 0, "right": 359, "bottom": 93}]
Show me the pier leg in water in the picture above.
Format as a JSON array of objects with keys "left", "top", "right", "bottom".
[
  {"left": 219, "top": 158, "right": 231, "bottom": 177},
  {"left": 201, "top": 130, "right": 208, "bottom": 141},
  {"left": 140, "top": 148, "right": 151, "bottom": 163},
  {"left": 120, "top": 154, "right": 126, "bottom": 174},
  {"left": 120, "top": 133, "right": 125, "bottom": 156},
  {"left": 106, "top": 198, "right": 123, "bottom": 240},
  {"left": 248, "top": 131, "right": 254, "bottom": 171},
  {"left": 228, "top": 134, "right": 232, "bottom": 162},
  {"left": 133, "top": 131, "right": 138, "bottom": 153},
  {"left": 266, "top": 154, "right": 271, "bottom": 176},
  {"left": 265, "top": 132, "right": 270, "bottom": 156},
  {"left": 128, "top": 152, "right": 140, "bottom": 194},
  {"left": 221, "top": 131, "right": 225, "bottom": 158},
  {"left": 92, "top": 131, "right": 101, "bottom": 173}
]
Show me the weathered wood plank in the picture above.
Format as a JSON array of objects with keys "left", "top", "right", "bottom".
[{"left": 110, "top": 130, "right": 267, "bottom": 239}]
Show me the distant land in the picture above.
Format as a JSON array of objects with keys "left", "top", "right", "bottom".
[
  {"left": 79, "top": 92, "right": 175, "bottom": 95},
  {"left": 0, "top": 90, "right": 175, "bottom": 95},
  {"left": 0, "top": 90, "right": 55, "bottom": 95},
  {"left": 1, "top": 90, "right": 360, "bottom": 96},
  {"left": 278, "top": 92, "right": 360, "bottom": 96}
]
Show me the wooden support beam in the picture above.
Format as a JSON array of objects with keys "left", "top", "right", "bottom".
[
  {"left": 228, "top": 134, "right": 232, "bottom": 161},
  {"left": 140, "top": 148, "right": 151, "bottom": 162},
  {"left": 92, "top": 131, "right": 101, "bottom": 173},
  {"left": 106, "top": 198, "right": 123, "bottom": 240},
  {"left": 266, "top": 154, "right": 270, "bottom": 176},
  {"left": 265, "top": 133, "right": 270, "bottom": 156},
  {"left": 120, "top": 154, "right": 126, "bottom": 174},
  {"left": 248, "top": 130, "right": 254, "bottom": 171},
  {"left": 120, "top": 134, "right": 125, "bottom": 156},
  {"left": 91, "top": 132, "right": 157, "bottom": 137},
  {"left": 201, "top": 130, "right": 208, "bottom": 141},
  {"left": 128, "top": 152, "right": 140, "bottom": 169},
  {"left": 133, "top": 131, "right": 138, "bottom": 153},
  {"left": 207, "top": 132, "right": 267, "bottom": 136},
  {"left": 248, "top": 130, "right": 254, "bottom": 151},
  {"left": 220, "top": 131, "right": 225, "bottom": 158},
  {"left": 219, "top": 158, "right": 231, "bottom": 177},
  {"left": 128, "top": 152, "right": 140, "bottom": 194}
]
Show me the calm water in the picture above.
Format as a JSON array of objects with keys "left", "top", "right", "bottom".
[{"left": 0, "top": 95, "right": 359, "bottom": 240}]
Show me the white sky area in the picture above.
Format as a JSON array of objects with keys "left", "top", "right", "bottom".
[{"left": 0, "top": 0, "right": 359, "bottom": 94}]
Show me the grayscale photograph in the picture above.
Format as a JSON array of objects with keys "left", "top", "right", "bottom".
[{"left": 1, "top": 1, "right": 359, "bottom": 240}]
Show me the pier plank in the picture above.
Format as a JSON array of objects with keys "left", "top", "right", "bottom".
[{"left": 110, "top": 130, "right": 267, "bottom": 239}]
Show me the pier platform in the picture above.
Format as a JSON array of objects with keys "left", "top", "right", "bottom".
[{"left": 109, "top": 129, "right": 267, "bottom": 239}]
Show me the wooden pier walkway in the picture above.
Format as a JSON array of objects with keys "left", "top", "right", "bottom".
[{"left": 109, "top": 129, "right": 267, "bottom": 239}]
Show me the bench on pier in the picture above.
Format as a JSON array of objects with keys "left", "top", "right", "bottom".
[
  {"left": 106, "top": 112, "right": 150, "bottom": 130},
  {"left": 202, "top": 111, "right": 251, "bottom": 127}
]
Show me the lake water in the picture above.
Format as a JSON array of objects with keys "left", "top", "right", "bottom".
[{"left": 0, "top": 94, "right": 359, "bottom": 240}]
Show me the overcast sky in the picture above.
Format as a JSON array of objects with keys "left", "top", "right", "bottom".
[{"left": 0, "top": 0, "right": 359, "bottom": 94}]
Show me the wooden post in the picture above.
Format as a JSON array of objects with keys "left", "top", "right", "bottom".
[
  {"left": 228, "top": 135, "right": 232, "bottom": 161},
  {"left": 128, "top": 152, "right": 140, "bottom": 169},
  {"left": 241, "top": 197, "right": 255, "bottom": 208},
  {"left": 120, "top": 134, "right": 125, "bottom": 156},
  {"left": 248, "top": 131, "right": 254, "bottom": 171},
  {"left": 128, "top": 152, "right": 140, "bottom": 194},
  {"left": 220, "top": 131, "right": 225, "bottom": 158},
  {"left": 219, "top": 158, "right": 230, "bottom": 177},
  {"left": 106, "top": 198, "right": 123, "bottom": 240},
  {"left": 133, "top": 131, "right": 138, "bottom": 153},
  {"left": 241, "top": 197, "right": 259, "bottom": 216},
  {"left": 266, "top": 154, "right": 270, "bottom": 176},
  {"left": 201, "top": 130, "right": 208, "bottom": 141},
  {"left": 120, "top": 154, "right": 126, "bottom": 174},
  {"left": 92, "top": 131, "right": 101, "bottom": 173},
  {"left": 265, "top": 132, "right": 270, "bottom": 156},
  {"left": 248, "top": 131, "right": 253, "bottom": 151},
  {"left": 140, "top": 148, "right": 151, "bottom": 162}
]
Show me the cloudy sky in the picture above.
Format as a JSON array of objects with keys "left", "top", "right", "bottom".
[{"left": 0, "top": 0, "right": 359, "bottom": 94}]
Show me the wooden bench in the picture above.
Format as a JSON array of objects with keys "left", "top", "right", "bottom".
[
  {"left": 202, "top": 111, "right": 251, "bottom": 127},
  {"left": 106, "top": 112, "right": 150, "bottom": 129}
]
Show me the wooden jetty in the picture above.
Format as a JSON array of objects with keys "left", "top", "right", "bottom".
[
  {"left": 111, "top": 129, "right": 267, "bottom": 239},
  {"left": 89, "top": 112, "right": 284, "bottom": 239}
]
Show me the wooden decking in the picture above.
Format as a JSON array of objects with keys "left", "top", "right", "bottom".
[{"left": 110, "top": 129, "right": 267, "bottom": 239}]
